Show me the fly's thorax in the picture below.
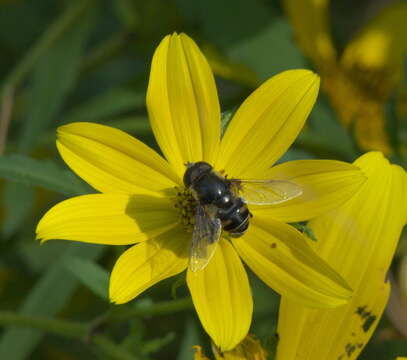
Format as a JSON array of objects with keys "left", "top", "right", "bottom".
[
  {"left": 171, "top": 186, "right": 196, "bottom": 232},
  {"left": 191, "top": 171, "right": 232, "bottom": 206}
]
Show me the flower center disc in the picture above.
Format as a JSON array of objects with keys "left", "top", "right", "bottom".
[{"left": 172, "top": 187, "right": 196, "bottom": 231}]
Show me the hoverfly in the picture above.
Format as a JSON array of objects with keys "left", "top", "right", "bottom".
[{"left": 183, "top": 161, "right": 302, "bottom": 272}]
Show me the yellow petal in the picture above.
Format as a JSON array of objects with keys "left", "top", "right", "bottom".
[
  {"left": 232, "top": 217, "right": 352, "bottom": 309},
  {"left": 276, "top": 152, "right": 407, "bottom": 360},
  {"left": 187, "top": 239, "right": 252, "bottom": 351},
  {"left": 57, "top": 122, "right": 180, "bottom": 194},
  {"left": 147, "top": 33, "right": 221, "bottom": 176},
  {"left": 215, "top": 70, "right": 319, "bottom": 178},
  {"left": 109, "top": 226, "right": 189, "bottom": 304},
  {"left": 254, "top": 159, "right": 366, "bottom": 222},
  {"left": 36, "top": 193, "right": 178, "bottom": 245}
]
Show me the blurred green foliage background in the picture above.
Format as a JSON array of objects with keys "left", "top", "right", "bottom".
[{"left": 0, "top": 0, "right": 406, "bottom": 359}]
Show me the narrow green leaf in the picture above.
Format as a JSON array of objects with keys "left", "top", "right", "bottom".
[
  {"left": 40, "top": 116, "right": 151, "bottom": 148},
  {"left": 18, "top": 4, "right": 96, "bottom": 153},
  {"left": 171, "top": 272, "right": 186, "bottom": 299},
  {"left": 0, "top": 243, "right": 106, "bottom": 360},
  {"left": 62, "top": 88, "right": 146, "bottom": 124},
  {"left": 17, "top": 241, "right": 72, "bottom": 273},
  {"left": 1, "top": 0, "right": 95, "bottom": 91},
  {"left": 227, "top": 17, "right": 307, "bottom": 80},
  {"left": 296, "top": 97, "right": 357, "bottom": 161},
  {"left": 177, "top": 317, "right": 201, "bottom": 360},
  {"left": 197, "top": 0, "right": 272, "bottom": 49},
  {"left": 2, "top": 182, "right": 34, "bottom": 239},
  {"left": 141, "top": 332, "right": 176, "bottom": 355},
  {"left": 64, "top": 256, "right": 109, "bottom": 299},
  {"left": 114, "top": 0, "right": 140, "bottom": 29},
  {"left": 4, "top": 3, "right": 96, "bottom": 244},
  {"left": 105, "top": 116, "right": 151, "bottom": 134},
  {"left": 0, "top": 154, "right": 89, "bottom": 196}
]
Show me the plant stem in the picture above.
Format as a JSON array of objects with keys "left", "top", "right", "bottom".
[
  {"left": 106, "top": 297, "right": 193, "bottom": 323},
  {"left": 92, "top": 335, "right": 140, "bottom": 360},
  {"left": 0, "top": 298, "right": 192, "bottom": 358},
  {"left": 0, "top": 311, "right": 86, "bottom": 339},
  {"left": 0, "top": 85, "right": 14, "bottom": 154},
  {"left": 0, "top": 311, "right": 139, "bottom": 360}
]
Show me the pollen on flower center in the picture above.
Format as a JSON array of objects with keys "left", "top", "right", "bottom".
[{"left": 172, "top": 186, "right": 196, "bottom": 231}]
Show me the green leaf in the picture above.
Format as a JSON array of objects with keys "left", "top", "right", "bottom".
[
  {"left": 64, "top": 256, "right": 109, "bottom": 299},
  {"left": 2, "top": 182, "right": 34, "bottom": 239},
  {"left": 62, "top": 88, "right": 146, "bottom": 124},
  {"left": 195, "top": 0, "right": 273, "bottom": 49},
  {"left": 105, "top": 116, "right": 151, "bottom": 134},
  {"left": 1, "top": 0, "right": 96, "bottom": 92},
  {"left": 17, "top": 241, "right": 72, "bottom": 273},
  {"left": 290, "top": 222, "right": 318, "bottom": 242},
  {"left": 18, "top": 3, "right": 96, "bottom": 153},
  {"left": 0, "top": 243, "right": 106, "bottom": 360},
  {"left": 114, "top": 0, "right": 140, "bottom": 29},
  {"left": 295, "top": 97, "right": 357, "bottom": 161},
  {"left": 227, "top": 17, "right": 307, "bottom": 80},
  {"left": 177, "top": 317, "right": 201, "bottom": 360},
  {"left": 0, "top": 154, "right": 89, "bottom": 196},
  {"left": 40, "top": 116, "right": 151, "bottom": 148},
  {"left": 221, "top": 108, "right": 236, "bottom": 137},
  {"left": 171, "top": 272, "right": 186, "bottom": 299},
  {"left": 141, "top": 332, "right": 176, "bottom": 355}
]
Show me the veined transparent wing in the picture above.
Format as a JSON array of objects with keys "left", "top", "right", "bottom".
[
  {"left": 189, "top": 205, "right": 222, "bottom": 272},
  {"left": 230, "top": 179, "right": 303, "bottom": 205}
]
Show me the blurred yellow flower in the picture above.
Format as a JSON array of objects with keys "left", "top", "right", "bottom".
[
  {"left": 284, "top": 0, "right": 407, "bottom": 154},
  {"left": 276, "top": 152, "right": 407, "bottom": 360},
  {"left": 36, "top": 33, "right": 365, "bottom": 350},
  {"left": 194, "top": 346, "right": 211, "bottom": 360},
  {"left": 194, "top": 335, "right": 267, "bottom": 360}
]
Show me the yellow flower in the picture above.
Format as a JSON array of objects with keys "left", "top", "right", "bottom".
[
  {"left": 284, "top": 0, "right": 407, "bottom": 154},
  {"left": 276, "top": 152, "right": 407, "bottom": 360},
  {"left": 194, "top": 335, "right": 267, "bottom": 360},
  {"left": 36, "top": 33, "right": 366, "bottom": 351}
]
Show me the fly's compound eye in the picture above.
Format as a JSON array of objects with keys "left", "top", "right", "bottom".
[{"left": 183, "top": 161, "right": 213, "bottom": 187}]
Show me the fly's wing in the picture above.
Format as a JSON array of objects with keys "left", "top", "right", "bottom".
[
  {"left": 189, "top": 205, "right": 222, "bottom": 272},
  {"left": 230, "top": 179, "right": 303, "bottom": 205}
]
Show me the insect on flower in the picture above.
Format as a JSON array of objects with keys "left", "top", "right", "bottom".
[
  {"left": 36, "top": 32, "right": 367, "bottom": 351},
  {"left": 184, "top": 161, "right": 302, "bottom": 271}
]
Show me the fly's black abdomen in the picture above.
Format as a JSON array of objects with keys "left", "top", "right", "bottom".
[
  {"left": 217, "top": 198, "right": 250, "bottom": 237},
  {"left": 228, "top": 217, "right": 249, "bottom": 237}
]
